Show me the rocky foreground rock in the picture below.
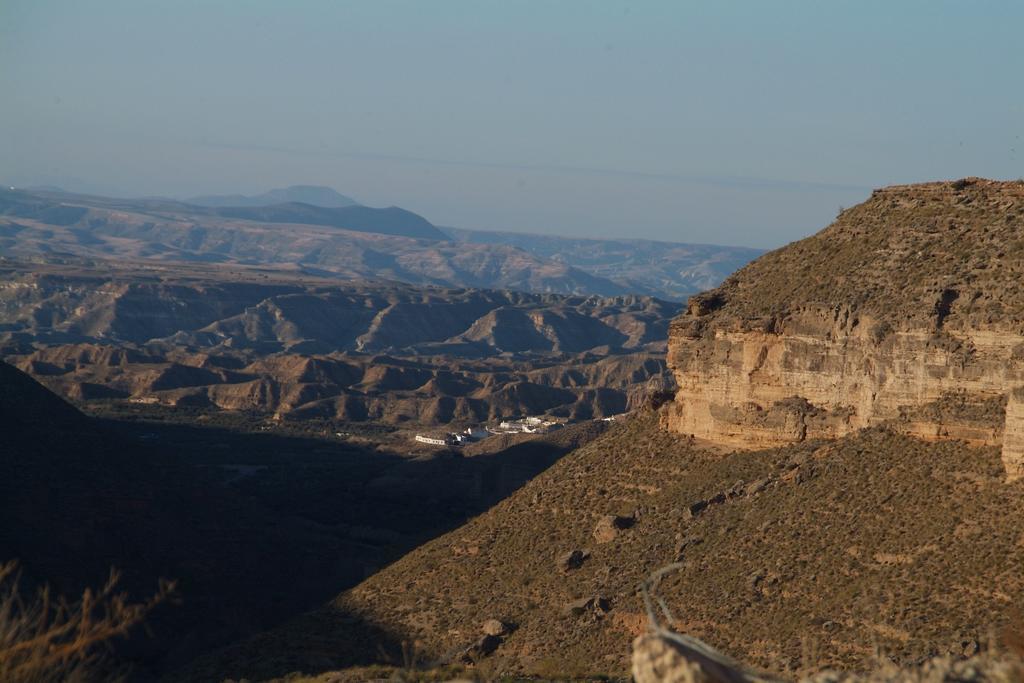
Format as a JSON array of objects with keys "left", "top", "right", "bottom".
[
  {"left": 632, "top": 631, "right": 1024, "bottom": 683},
  {"left": 666, "top": 179, "right": 1024, "bottom": 480}
]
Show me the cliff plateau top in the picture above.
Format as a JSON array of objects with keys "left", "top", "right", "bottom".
[{"left": 683, "top": 178, "right": 1024, "bottom": 330}]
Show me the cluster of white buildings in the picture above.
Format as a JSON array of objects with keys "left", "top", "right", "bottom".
[
  {"left": 414, "top": 425, "right": 492, "bottom": 447},
  {"left": 494, "top": 416, "right": 561, "bottom": 434},
  {"left": 414, "top": 417, "right": 562, "bottom": 447},
  {"left": 414, "top": 434, "right": 457, "bottom": 446}
]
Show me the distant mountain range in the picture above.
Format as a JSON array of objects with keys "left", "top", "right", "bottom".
[
  {"left": 188, "top": 185, "right": 358, "bottom": 208},
  {"left": 207, "top": 203, "right": 448, "bottom": 240},
  {"left": 445, "top": 227, "right": 764, "bottom": 301},
  {"left": 0, "top": 185, "right": 762, "bottom": 299}
]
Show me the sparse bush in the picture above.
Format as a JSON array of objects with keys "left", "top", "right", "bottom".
[{"left": 0, "top": 561, "right": 174, "bottom": 683}]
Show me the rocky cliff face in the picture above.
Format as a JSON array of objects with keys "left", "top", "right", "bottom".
[{"left": 666, "top": 178, "right": 1024, "bottom": 479}]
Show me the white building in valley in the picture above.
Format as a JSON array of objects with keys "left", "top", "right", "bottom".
[
  {"left": 414, "top": 434, "right": 455, "bottom": 446},
  {"left": 492, "top": 416, "right": 561, "bottom": 434}
]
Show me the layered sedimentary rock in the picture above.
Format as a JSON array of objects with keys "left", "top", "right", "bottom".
[{"left": 666, "top": 178, "right": 1024, "bottom": 478}]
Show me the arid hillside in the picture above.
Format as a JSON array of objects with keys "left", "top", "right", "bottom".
[
  {"left": 179, "top": 410, "right": 1024, "bottom": 681},
  {"left": 0, "top": 261, "right": 677, "bottom": 423},
  {"left": 666, "top": 179, "right": 1024, "bottom": 478}
]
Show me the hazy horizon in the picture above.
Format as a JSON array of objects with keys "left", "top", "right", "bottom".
[{"left": 3, "top": 1, "right": 1022, "bottom": 248}]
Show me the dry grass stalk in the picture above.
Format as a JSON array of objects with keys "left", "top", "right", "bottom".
[{"left": 0, "top": 560, "right": 174, "bottom": 683}]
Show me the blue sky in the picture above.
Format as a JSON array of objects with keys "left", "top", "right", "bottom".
[{"left": 2, "top": 1, "right": 1021, "bottom": 247}]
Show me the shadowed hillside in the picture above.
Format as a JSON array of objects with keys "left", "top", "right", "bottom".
[
  {"left": 0, "top": 360, "right": 614, "bottom": 680},
  {"left": 0, "top": 360, "right": 379, "bottom": 677}
]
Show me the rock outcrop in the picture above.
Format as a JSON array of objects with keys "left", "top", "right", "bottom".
[
  {"left": 666, "top": 179, "right": 1024, "bottom": 479},
  {"left": 632, "top": 631, "right": 780, "bottom": 683}
]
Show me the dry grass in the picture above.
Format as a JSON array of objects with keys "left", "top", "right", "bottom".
[{"left": 0, "top": 561, "right": 174, "bottom": 683}]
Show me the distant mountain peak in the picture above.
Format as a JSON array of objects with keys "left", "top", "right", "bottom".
[{"left": 188, "top": 185, "right": 359, "bottom": 208}]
